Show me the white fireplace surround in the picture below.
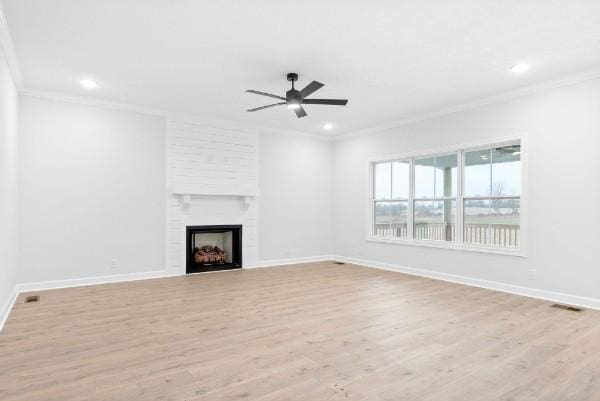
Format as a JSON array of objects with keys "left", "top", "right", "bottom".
[{"left": 165, "top": 115, "right": 260, "bottom": 274}]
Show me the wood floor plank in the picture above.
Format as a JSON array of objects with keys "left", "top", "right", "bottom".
[{"left": 1, "top": 262, "right": 599, "bottom": 400}]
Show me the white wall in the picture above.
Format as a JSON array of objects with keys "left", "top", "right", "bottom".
[
  {"left": 259, "top": 132, "right": 333, "bottom": 260},
  {"left": 18, "top": 96, "right": 166, "bottom": 283},
  {"left": 0, "top": 40, "right": 19, "bottom": 319},
  {"left": 333, "top": 78, "right": 600, "bottom": 302}
]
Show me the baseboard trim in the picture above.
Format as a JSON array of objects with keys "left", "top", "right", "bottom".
[
  {"left": 334, "top": 255, "right": 600, "bottom": 310},
  {"left": 15, "top": 270, "right": 176, "bottom": 293},
  {"left": 246, "top": 255, "right": 334, "bottom": 269},
  {"left": 0, "top": 288, "right": 19, "bottom": 333}
]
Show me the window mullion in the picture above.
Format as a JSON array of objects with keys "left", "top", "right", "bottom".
[
  {"left": 408, "top": 158, "right": 415, "bottom": 239},
  {"left": 433, "top": 157, "right": 437, "bottom": 198},
  {"left": 490, "top": 148, "right": 493, "bottom": 196},
  {"left": 457, "top": 150, "right": 464, "bottom": 244},
  {"left": 371, "top": 164, "right": 375, "bottom": 237},
  {"left": 389, "top": 162, "right": 393, "bottom": 236},
  {"left": 372, "top": 200, "right": 376, "bottom": 237},
  {"left": 488, "top": 149, "right": 493, "bottom": 242}
]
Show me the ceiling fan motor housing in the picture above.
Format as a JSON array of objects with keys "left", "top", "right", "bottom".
[{"left": 286, "top": 88, "right": 301, "bottom": 105}]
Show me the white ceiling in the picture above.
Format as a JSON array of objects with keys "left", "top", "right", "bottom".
[{"left": 4, "top": 0, "right": 600, "bottom": 136}]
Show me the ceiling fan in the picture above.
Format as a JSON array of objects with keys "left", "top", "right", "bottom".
[{"left": 246, "top": 73, "right": 348, "bottom": 118}]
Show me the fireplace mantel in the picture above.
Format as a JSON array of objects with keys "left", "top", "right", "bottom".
[{"left": 169, "top": 184, "right": 258, "bottom": 209}]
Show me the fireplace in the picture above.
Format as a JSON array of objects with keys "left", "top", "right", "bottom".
[{"left": 186, "top": 225, "right": 242, "bottom": 273}]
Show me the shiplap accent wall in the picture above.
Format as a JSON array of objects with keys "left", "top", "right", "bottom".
[
  {"left": 168, "top": 120, "right": 259, "bottom": 192},
  {"left": 166, "top": 116, "right": 259, "bottom": 274}
]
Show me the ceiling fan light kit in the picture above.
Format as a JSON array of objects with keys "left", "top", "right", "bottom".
[{"left": 246, "top": 73, "right": 348, "bottom": 118}]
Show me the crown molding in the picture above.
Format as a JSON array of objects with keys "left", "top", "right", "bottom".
[
  {"left": 0, "top": 1, "right": 23, "bottom": 89},
  {"left": 21, "top": 88, "right": 168, "bottom": 116},
  {"left": 21, "top": 88, "right": 333, "bottom": 142},
  {"left": 334, "top": 68, "right": 600, "bottom": 141}
]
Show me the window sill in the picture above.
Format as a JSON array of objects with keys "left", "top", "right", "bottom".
[{"left": 366, "top": 235, "right": 527, "bottom": 257}]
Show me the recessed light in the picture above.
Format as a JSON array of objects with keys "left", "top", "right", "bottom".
[
  {"left": 323, "top": 123, "right": 333, "bottom": 131},
  {"left": 80, "top": 78, "right": 97, "bottom": 89},
  {"left": 510, "top": 63, "right": 530, "bottom": 74}
]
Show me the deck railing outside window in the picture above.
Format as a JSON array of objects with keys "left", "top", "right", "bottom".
[{"left": 374, "top": 222, "right": 520, "bottom": 247}]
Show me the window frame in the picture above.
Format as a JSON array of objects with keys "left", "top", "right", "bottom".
[{"left": 367, "top": 135, "right": 527, "bottom": 257}]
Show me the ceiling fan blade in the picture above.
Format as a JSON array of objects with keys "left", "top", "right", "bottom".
[
  {"left": 299, "top": 81, "right": 324, "bottom": 98},
  {"left": 302, "top": 98, "right": 348, "bottom": 106},
  {"left": 294, "top": 106, "right": 307, "bottom": 118},
  {"left": 246, "top": 90, "right": 286, "bottom": 101},
  {"left": 247, "top": 102, "right": 286, "bottom": 112}
]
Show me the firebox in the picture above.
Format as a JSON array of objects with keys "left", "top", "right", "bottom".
[{"left": 186, "top": 225, "right": 242, "bottom": 274}]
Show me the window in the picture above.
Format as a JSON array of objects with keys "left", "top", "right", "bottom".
[
  {"left": 463, "top": 144, "right": 521, "bottom": 247},
  {"left": 414, "top": 154, "right": 457, "bottom": 241},
  {"left": 373, "top": 160, "right": 409, "bottom": 238},
  {"left": 370, "top": 140, "right": 522, "bottom": 253}
]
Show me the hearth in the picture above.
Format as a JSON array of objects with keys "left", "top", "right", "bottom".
[{"left": 186, "top": 225, "right": 242, "bottom": 273}]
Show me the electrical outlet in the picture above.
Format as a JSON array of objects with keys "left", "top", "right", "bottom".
[
  {"left": 528, "top": 269, "right": 536, "bottom": 281},
  {"left": 110, "top": 259, "right": 119, "bottom": 270}
]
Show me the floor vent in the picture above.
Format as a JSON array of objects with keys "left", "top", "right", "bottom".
[
  {"left": 25, "top": 295, "right": 40, "bottom": 303},
  {"left": 551, "top": 304, "right": 583, "bottom": 312},
  {"left": 333, "top": 261, "right": 345, "bottom": 265}
]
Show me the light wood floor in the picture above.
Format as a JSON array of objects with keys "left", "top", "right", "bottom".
[{"left": 1, "top": 262, "right": 600, "bottom": 401}]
